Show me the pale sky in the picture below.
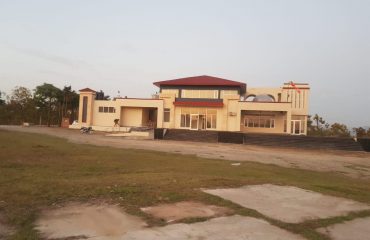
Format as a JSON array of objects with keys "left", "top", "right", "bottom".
[{"left": 0, "top": 0, "right": 369, "bottom": 127}]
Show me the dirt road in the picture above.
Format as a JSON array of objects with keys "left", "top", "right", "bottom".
[{"left": 1, "top": 125, "right": 370, "bottom": 179}]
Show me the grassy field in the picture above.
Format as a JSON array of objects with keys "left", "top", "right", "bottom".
[{"left": 0, "top": 130, "right": 370, "bottom": 240}]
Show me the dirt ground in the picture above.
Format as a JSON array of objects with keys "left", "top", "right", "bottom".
[
  {"left": 35, "top": 205, "right": 304, "bottom": 240},
  {"left": 2, "top": 125, "right": 370, "bottom": 179},
  {"left": 203, "top": 184, "right": 370, "bottom": 223},
  {"left": 141, "top": 201, "right": 231, "bottom": 222},
  {"left": 35, "top": 203, "right": 147, "bottom": 240},
  {"left": 0, "top": 215, "right": 13, "bottom": 240},
  {"left": 122, "top": 215, "right": 305, "bottom": 240},
  {"left": 317, "top": 217, "right": 370, "bottom": 240}
]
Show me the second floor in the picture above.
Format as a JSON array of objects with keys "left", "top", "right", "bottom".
[{"left": 154, "top": 75, "right": 309, "bottom": 115}]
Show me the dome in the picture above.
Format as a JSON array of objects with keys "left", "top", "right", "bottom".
[{"left": 253, "top": 94, "right": 275, "bottom": 102}]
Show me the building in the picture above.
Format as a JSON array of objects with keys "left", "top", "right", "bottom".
[{"left": 76, "top": 75, "right": 310, "bottom": 135}]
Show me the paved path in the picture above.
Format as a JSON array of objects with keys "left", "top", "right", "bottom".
[{"left": 1, "top": 126, "right": 370, "bottom": 179}]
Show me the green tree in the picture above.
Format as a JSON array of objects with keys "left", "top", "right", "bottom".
[
  {"left": 7, "top": 86, "right": 36, "bottom": 124},
  {"left": 309, "top": 114, "right": 328, "bottom": 136},
  {"left": 0, "top": 91, "right": 5, "bottom": 105},
  {"left": 34, "top": 83, "right": 62, "bottom": 127},
  {"left": 353, "top": 127, "right": 370, "bottom": 138},
  {"left": 60, "top": 86, "right": 79, "bottom": 122},
  {"left": 329, "top": 123, "right": 350, "bottom": 137}
]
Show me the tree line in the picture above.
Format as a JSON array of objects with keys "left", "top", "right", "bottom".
[
  {"left": 0, "top": 85, "right": 369, "bottom": 138},
  {"left": 307, "top": 114, "right": 370, "bottom": 138},
  {"left": 0, "top": 83, "right": 79, "bottom": 126}
]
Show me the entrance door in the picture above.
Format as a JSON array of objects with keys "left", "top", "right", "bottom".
[
  {"left": 291, "top": 120, "right": 302, "bottom": 135},
  {"left": 190, "top": 114, "right": 199, "bottom": 130},
  {"left": 198, "top": 114, "right": 206, "bottom": 130}
]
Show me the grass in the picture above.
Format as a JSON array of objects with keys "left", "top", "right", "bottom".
[{"left": 0, "top": 129, "right": 369, "bottom": 240}]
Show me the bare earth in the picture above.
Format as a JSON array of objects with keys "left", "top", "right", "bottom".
[
  {"left": 2, "top": 125, "right": 370, "bottom": 179},
  {"left": 317, "top": 217, "right": 370, "bottom": 240},
  {"left": 203, "top": 184, "right": 370, "bottom": 223},
  {"left": 36, "top": 204, "right": 304, "bottom": 240},
  {"left": 122, "top": 215, "right": 305, "bottom": 240},
  {"left": 35, "top": 203, "right": 147, "bottom": 240},
  {"left": 141, "top": 201, "right": 231, "bottom": 223},
  {"left": 0, "top": 215, "right": 13, "bottom": 240}
]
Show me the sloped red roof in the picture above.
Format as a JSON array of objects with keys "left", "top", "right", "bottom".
[
  {"left": 79, "top": 88, "right": 96, "bottom": 92},
  {"left": 153, "top": 75, "right": 246, "bottom": 88}
]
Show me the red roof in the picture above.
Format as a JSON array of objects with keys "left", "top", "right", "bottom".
[
  {"left": 173, "top": 101, "right": 224, "bottom": 107},
  {"left": 153, "top": 75, "right": 246, "bottom": 88},
  {"left": 79, "top": 88, "right": 96, "bottom": 93}
]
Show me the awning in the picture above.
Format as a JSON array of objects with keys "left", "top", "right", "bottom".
[{"left": 173, "top": 101, "right": 224, "bottom": 107}]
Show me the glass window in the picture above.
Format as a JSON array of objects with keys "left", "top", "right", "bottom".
[
  {"left": 181, "top": 90, "right": 218, "bottom": 99},
  {"left": 99, "top": 106, "right": 103, "bottom": 112},
  {"left": 164, "top": 108, "right": 170, "bottom": 122},
  {"left": 245, "top": 116, "right": 275, "bottom": 128},
  {"left": 82, "top": 96, "right": 88, "bottom": 123},
  {"left": 104, "top": 107, "right": 109, "bottom": 113}
]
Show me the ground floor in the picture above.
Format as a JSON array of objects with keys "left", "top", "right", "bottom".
[
  {"left": 160, "top": 105, "right": 307, "bottom": 135},
  {"left": 86, "top": 106, "right": 308, "bottom": 135},
  {"left": 77, "top": 96, "right": 308, "bottom": 135}
]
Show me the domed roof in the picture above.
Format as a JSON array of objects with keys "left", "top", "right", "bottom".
[{"left": 253, "top": 94, "right": 275, "bottom": 102}]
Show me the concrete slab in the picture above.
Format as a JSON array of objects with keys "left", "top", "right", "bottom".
[
  {"left": 317, "top": 217, "right": 370, "bottom": 240},
  {"left": 122, "top": 215, "right": 305, "bottom": 240},
  {"left": 35, "top": 203, "right": 147, "bottom": 240},
  {"left": 203, "top": 184, "right": 370, "bottom": 223},
  {"left": 141, "top": 201, "right": 231, "bottom": 222}
]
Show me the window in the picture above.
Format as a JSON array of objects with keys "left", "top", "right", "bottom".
[
  {"left": 206, "top": 109, "right": 217, "bottom": 129},
  {"left": 181, "top": 90, "right": 218, "bottom": 99},
  {"left": 82, "top": 96, "right": 88, "bottom": 123},
  {"left": 98, "top": 106, "right": 115, "bottom": 113},
  {"left": 180, "top": 109, "right": 190, "bottom": 127},
  {"left": 244, "top": 116, "right": 275, "bottom": 128},
  {"left": 220, "top": 90, "right": 238, "bottom": 98},
  {"left": 164, "top": 108, "right": 170, "bottom": 122},
  {"left": 181, "top": 114, "right": 190, "bottom": 127},
  {"left": 180, "top": 108, "right": 217, "bottom": 129},
  {"left": 161, "top": 89, "right": 179, "bottom": 97}
]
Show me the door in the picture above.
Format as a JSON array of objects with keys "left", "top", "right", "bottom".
[
  {"left": 190, "top": 114, "right": 199, "bottom": 130},
  {"left": 198, "top": 114, "right": 206, "bottom": 130},
  {"left": 291, "top": 120, "right": 302, "bottom": 135}
]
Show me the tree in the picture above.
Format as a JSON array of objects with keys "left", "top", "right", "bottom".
[
  {"left": 0, "top": 91, "right": 5, "bottom": 105},
  {"left": 7, "top": 86, "right": 36, "bottom": 124},
  {"left": 313, "top": 114, "right": 326, "bottom": 131},
  {"left": 309, "top": 114, "right": 328, "bottom": 136},
  {"left": 95, "top": 90, "right": 110, "bottom": 100},
  {"left": 60, "top": 86, "right": 79, "bottom": 122},
  {"left": 330, "top": 123, "right": 350, "bottom": 137},
  {"left": 34, "top": 83, "right": 62, "bottom": 127},
  {"left": 353, "top": 127, "right": 370, "bottom": 138}
]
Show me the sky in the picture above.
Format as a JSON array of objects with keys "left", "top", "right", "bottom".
[{"left": 0, "top": 0, "right": 369, "bottom": 127}]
